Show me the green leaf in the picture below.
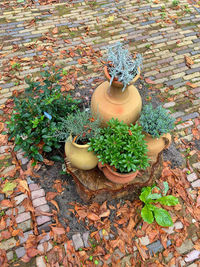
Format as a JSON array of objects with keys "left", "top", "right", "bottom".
[
  {"left": 2, "top": 182, "right": 17, "bottom": 195},
  {"left": 163, "top": 181, "right": 169, "bottom": 196},
  {"left": 43, "top": 146, "right": 52, "bottom": 152},
  {"left": 139, "top": 187, "right": 151, "bottom": 203},
  {"left": 154, "top": 208, "right": 173, "bottom": 227},
  {"left": 157, "top": 195, "right": 179, "bottom": 206},
  {"left": 147, "top": 193, "right": 162, "bottom": 200},
  {"left": 51, "top": 155, "right": 64, "bottom": 162},
  {"left": 141, "top": 205, "right": 154, "bottom": 224}
]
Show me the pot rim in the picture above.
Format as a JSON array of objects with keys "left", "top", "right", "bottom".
[
  {"left": 104, "top": 65, "right": 140, "bottom": 86},
  {"left": 103, "top": 163, "right": 138, "bottom": 177},
  {"left": 67, "top": 136, "right": 90, "bottom": 149}
]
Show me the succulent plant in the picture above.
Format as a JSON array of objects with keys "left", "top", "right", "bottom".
[
  {"left": 106, "top": 42, "right": 143, "bottom": 91},
  {"left": 139, "top": 104, "right": 175, "bottom": 138},
  {"left": 88, "top": 118, "right": 149, "bottom": 173}
]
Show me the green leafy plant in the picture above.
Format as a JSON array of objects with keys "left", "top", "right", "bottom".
[
  {"left": 54, "top": 110, "right": 100, "bottom": 144},
  {"left": 89, "top": 118, "right": 149, "bottom": 173},
  {"left": 7, "top": 69, "right": 80, "bottom": 162},
  {"left": 140, "top": 182, "right": 179, "bottom": 227},
  {"left": 172, "top": 0, "right": 180, "bottom": 6},
  {"left": 139, "top": 104, "right": 175, "bottom": 138},
  {"left": 106, "top": 42, "right": 143, "bottom": 92}
]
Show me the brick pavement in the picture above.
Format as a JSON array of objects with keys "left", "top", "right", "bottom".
[{"left": 0, "top": 0, "right": 200, "bottom": 266}]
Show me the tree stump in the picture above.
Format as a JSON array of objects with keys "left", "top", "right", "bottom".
[{"left": 65, "top": 153, "right": 163, "bottom": 203}]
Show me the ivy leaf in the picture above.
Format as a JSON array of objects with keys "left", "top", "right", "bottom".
[
  {"left": 2, "top": 182, "right": 17, "bottom": 195},
  {"left": 141, "top": 205, "right": 154, "bottom": 224},
  {"left": 163, "top": 181, "right": 169, "bottom": 196},
  {"left": 157, "top": 196, "right": 179, "bottom": 206},
  {"left": 154, "top": 208, "right": 173, "bottom": 227}
]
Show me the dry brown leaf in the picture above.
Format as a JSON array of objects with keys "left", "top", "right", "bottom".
[
  {"left": 0, "top": 199, "right": 13, "bottom": 208},
  {"left": 186, "top": 82, "right": 197, "bottom": 88},
  {"left": 50, "top": 199, "right": 60, "bottom": 212},
  {"left": 135, "top": 242, "right": 148, "bottom": 260},
  {"left": 46, "top": 192, "right": 58, "bottom": 201},
  {"left": 185, "top": 55, "right": 194, "bottom": 67},
  {"left": 87, "top": 212, "right": 100, "bottom": 221},
  {"left": 51, "top": 227, "right": 65, "bottom": 235},
  {"left": 52, "top": 27, "right": 58, "bottom": 34}
]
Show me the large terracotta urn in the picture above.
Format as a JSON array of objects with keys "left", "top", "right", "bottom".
[
  {"left": 98, "top": 162, "right": 139, "bottom": 184},
  {"left": 144, "top": 133, "right": 171, "bottom": 161},
  {"left": 91, "top": 66, "right": 142, "bottom": 126},
  {"left": 65, "top": 136, "right": 98, "bottom": 170}
]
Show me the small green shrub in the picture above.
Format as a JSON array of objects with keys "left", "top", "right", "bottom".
[
  {"left": 172, "top": 0, "right": 180, "bottom": 7},
  {"left": 140, "top": 182, "right": 179, "bottom": 227},
  {"left": 88, "top": 118, "right": 149, "bottom": 173},
  {"left": 106, "top": 42, "right": 143, "bottom": 92},
  {"left": 54, "top": 110, "right": 101, "bottom": 144},
  {"left": 139, "top": 104, "right": 175, "bottom": 138},
  {"left": 7, "top": 69, "right": 80, "bottom": 162}
]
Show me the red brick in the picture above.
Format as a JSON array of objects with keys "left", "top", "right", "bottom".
[
  {"left": 32, "top": 197, "right": 47, "bottom": 208},
  {"left": 35, "top": 204, "right": 50, "bottom": 213},
  {"left": 16, "top": 212, "right": 31, "bottom": 224},
  {"left": 29, "top": 183, "right": 41, "bottom": 191},
  {"left": 36, "top": 215, "right": 51, "bottom": 226},
  {"left": 31, "top": 189, "right": 45, "bottom": 200}
]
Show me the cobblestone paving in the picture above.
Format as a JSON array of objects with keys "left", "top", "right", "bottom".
[{"left": 0, "top": 0, "right": 200, "bottom": 266}]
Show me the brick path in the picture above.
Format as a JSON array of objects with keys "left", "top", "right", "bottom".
[{"left": 0, "top": 0, "right": 200, "bottom": 266}]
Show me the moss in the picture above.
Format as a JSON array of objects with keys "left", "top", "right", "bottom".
[{"left": 56, "top": 5, "right": 70, "bottom": 16}]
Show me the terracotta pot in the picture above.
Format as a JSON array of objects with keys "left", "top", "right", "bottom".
[
  {"left": 91, "top": 66, "right": 142, "bottom": 126},
  {"left": 65, "top": 136, "right": 98, "bottom": 170},
  {"left": 98, "top": 162, "right": 139, "bottom": 184},
  {"left": 144, "top": 133, "right": 172, "bottom": 161}
]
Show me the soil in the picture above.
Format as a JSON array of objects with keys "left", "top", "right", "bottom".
[{"left": 30, "top": 79, "right": 185, "bottom": 239}]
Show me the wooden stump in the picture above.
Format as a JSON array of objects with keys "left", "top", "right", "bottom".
[{"left": 65, "top": 153, "right": 163, "bottom": 203}]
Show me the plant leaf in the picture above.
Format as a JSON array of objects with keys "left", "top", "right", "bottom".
[
  {"left": 147, "top": 193, "right": 162, "bottom": 200},
  {"left": 141, "top": 205, "right": 154, "bottom": 224},
  {"left": 2, "top": 182, "right": 17, "bottom": 195},
  {"left": 139, "top": 187, "right": 151, "bottom": 203},
  {"left": 154, "top": 208, "right": 173, "bottom": 227},
  {"left": 163, "top": 181, "right": 169, "bottom": 196},
  {"left": 157, "top": 195, "right": 179, "bottom": 206}
]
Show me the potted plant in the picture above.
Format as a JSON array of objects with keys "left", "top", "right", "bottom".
[
  {"left": 91, "top": 42, "right": 143, "bottom": 126},
  {"left": 139, "top": 104, "right": 175, "bottom": 161},
  {"left": 88, "top": 118, "right": 149, "bottom": 184},
  {"left": 55, "top": 110, "right": 100, "bottom": 170}
]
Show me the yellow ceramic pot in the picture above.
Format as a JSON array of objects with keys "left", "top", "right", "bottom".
[
  {"left": 144, "top": 133, "right": 172, "bottom": 161},
  {"left": 91, "top": 66, "right": 142, "bottom": 126},
  {"left": 65, "top": 136, "right": 98, "bottom": 170}
]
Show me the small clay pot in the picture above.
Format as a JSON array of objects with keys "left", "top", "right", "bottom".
[
  {"left": 144, "top": 133, "right": 172, "bottom": 161},
  {"left": 65, "top": 136, "right": 98, "bottom": 170},
  {"left": 98, "top": 162, "right": 138, "bottom": 184}
]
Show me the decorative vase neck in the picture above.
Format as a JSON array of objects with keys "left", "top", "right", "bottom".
[{"left": 106, "top": 83, "right": 129, "bottom": 103}]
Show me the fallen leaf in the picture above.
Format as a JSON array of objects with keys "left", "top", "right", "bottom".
[
  {"left": 52, "top": 27, "right": 58, "bottom": 34},
  {"left": 145, "top": 78, "right": 156, "bottom": 84},
  {"left": 186, "top": 82, "right": 197, "bottom": 88},
  {"left": 185, "top": 55, "right": 194, "bottom": 67},
  {"left": 50, "top": 199, "right": 60, "bottom": 212},
  {"left": 51, "top": 227, "right": 65, "bottom": 235},
  {"left": 87, "top": 212, "right": 100, "bottom": 221},
  {"left": 0, "top": 199, "right": 13, "bottom": 208},
  {"left": 2, "top": 182, "right": 17, "bottom": 195},
  {"left": 46, "top": 192, "right": 58, "bottom": 201}
]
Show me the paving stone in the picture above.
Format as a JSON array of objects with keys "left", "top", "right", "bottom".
[
  {"left": 14, "top": 194, "right": 28, "bottom": 206},
  {"left": 138, "top": 236, "right": 150, "bottom": 246},
  {"left": 16, "top": 211, "right": 31, "bottom": 224},
  {"left": 2, "top": 165, "right": 16, "bottom": 175},
  {"left": 27, "top": 177, "right": 34, "bottom": 184},
  {"left": 31, "top": 189, "right": 45, "bottom": 200},
  {"left": 6, "top": 205, "right": 25, "bottom": 216},
  {"left": 99, "top": 229, "right": 109, "bottom": 240},
  {"left": 185, "top": 250, "right": 200, "bottom": 263},
  {"left": 38, "top": 221, "right": 52, "bottom": 235},
  {"left": 37, "top": 241, "right": 53, "bottom": 252},
  {"left": 181, "top": 112, "right": 199, "bottom": 121},
  {"left": 82, "top": 232, "right": 90, "bottom": 248},
  {"left": 19, "top": 230, "right": 33, "bottom": 244},
  {"left": 176, "top": 239, "right": 193, "bottom": 254},
  {"left": 163, "top": 102, "right": 175, "bottom": 108},
  {"left": 72, "top": 233, "right": 84, "bottom": 251},
  {"left": 6, "top": 251, "right": 13, "bottom": 261},
  {"left": 191, "top": 179, "right": 200, "bottom": 188},
  {"left": 36, "top": 215, "right": 51, "bottom": 226},
  {"left": 35, "top": 204, "right": 50, "bottom": 213},
  {"left": 32, "top": 197, "right": 47, "bottom": 208},
  {"left": 15, "top": 247, "right": 26, "bottom": 258},
  {"left": 147, "top": 240, "right": 171, "bottom": 256},
  {"left": 187, "top": 173, "right": 198, "bottom": 182},
  {"left": 29, "top": 183, "right": 42, "bottom": 191},
  {"left": 170, "top": 111, "right": 185, "bottom": 119},
  {"left": 0, "top": 237, "right": 16, "bottom": 250},
  {"left": 36, "top": 256, "right": 46, "bottom": 267},
  {"left": 18, "top": 219, "right": 32, "bottom": 232},
  {"left": 193, "top": 162, "right": 200, "bottom": 170},
  {"left": 39, "top": 232, "right": 51, "bottom": 244},
  {"left": 0, "top": 193, "right": 4, "bottom": 201}
]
